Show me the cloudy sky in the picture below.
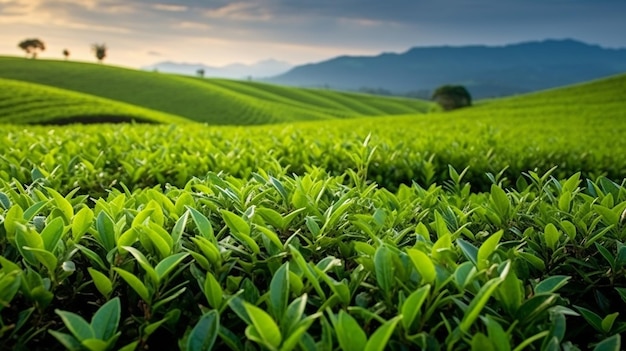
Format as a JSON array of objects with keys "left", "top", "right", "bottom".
[{"left": 1, "top": 0, "right": 625, "bottom": 68}]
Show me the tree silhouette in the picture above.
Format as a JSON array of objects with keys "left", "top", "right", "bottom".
[
  {"left": 431, "top": 85, "right": 472, "bottom": 111},
  {"left": 18, "top": 38, "right": 45, "bottom": 59},
  {"left": 63, "top": 49, "right": 70, "bottom": 60},
  {"left": 196, "top": 68, "right": 205, "bottom": 78},
  {"left": 92, "top": 43, "right": 107, "bottom": 63}
]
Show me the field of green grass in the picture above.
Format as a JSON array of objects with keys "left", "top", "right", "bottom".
[
  {"left": 0, "top": 78, "right": 190, "bottom": 124},
  {"left": 0, "top": 57, "right": 431, "bottom": 124},
  {"left": 1, "top": 61, "right": 626, "bottom": 350}
]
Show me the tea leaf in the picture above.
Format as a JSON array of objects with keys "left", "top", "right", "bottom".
[
  {"left": 544, "top": 223, "right": 560, "bottom": 251},
  {"left": 535, "top": 276, "right": 570, "bottom": 295},
  {"left": 113, "top": 268, "right": 151, "bottom": 303},
  {"left": 601, "top": 312, "right": 619, "bottom": 334},
  {"left": 91, "top": 297, "right": 121, "bottom": 340},
  {"left": 333, "top": 310, "right": 367, "bottom": 351},
  {"left": 221, "top": 209, "right": 251, "bottom": 236},
  {"left": 154, "top": 252, "right": 189, "bottom": 282},
  {"left": 49, "top": 330, "right": 82, "bottom": 350},
  {"left": 593, "top": 334, "right": 621, "bottom": 351},
  {"left": 87, "top": 268, "right": 113, "bottom": 298},
  {"left": 23, "top": 247, "right": 58, "bottom": 273},
  {"left": 96, "top": 211, "right": 116, "bottom": 252},
  {"left": 55, "top": 310, "right": 95, "bottom": 341},
  {"left": 490, "top": 185, "right": 510, "bottom": 217},
  {"left": 41, "top": 216, "right": 65, "bottom": 252},
  {"left": 364, "top": 315, "right": 402, "bottom": 351},
  {"left": 483, "top": 316, "right": 510, "bottom": 351},
  {"left": 401, "top": 284, "right": 430, "bottom": 330},
  {"left": 471, "top": 333, "right": 496, "bottom": 351},
  {"left": 244, "top": 302, "right": 282, "bottom": 349},
  {"left": 457, "top": 239, "right": 478, "bottom": 267},
  {"left": 269, "top": 262, "right": 290, "bottom": 320},
  {"left": 203, "top": 272, "right": 223, "bottom": 309},
  {"left": 187, "top": 310, "right": 219, "bottom": 351},
  {"left": 374, "top": 245, "right": 394, "bottom": 297},
  {"left": 72, "top": 207, "right": 94, "bottom": 240},
  {"left": 575, "top": 306, "right": 603, "bottom": 332},
  {"left": 187, "top": 207, "right": 215, "bottom": 242},
  {"left": 477, "top": 230, "right": 503, "bottom": 270},
  {"left": 407, "top": 249, "right": 436, "bottom": 284},
  {"left": 47, "top": 187, "right": 74, "bottom": 223},
  {"left": 460, "top": 262, "right": 509, "bottom": 333}
]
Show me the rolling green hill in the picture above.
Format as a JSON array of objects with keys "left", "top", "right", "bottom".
[
  {"left": 0, "top": 57, "right": 431, "bottom": 125},
  {"left": 0, "top": 78, "right": 190, "bottom": 124}
]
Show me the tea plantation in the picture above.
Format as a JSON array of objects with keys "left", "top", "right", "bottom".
[
  {"left": 0, "top": 57, "right": 431, "bottom": 124},
  {"left": 0, "top": 67, "right": 625, "bottom": 350}
]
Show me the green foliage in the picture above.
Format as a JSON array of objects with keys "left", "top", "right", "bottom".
[
  {"left": 0, "top": 78, "right": 189, "bottom": 124},
  {"left": 432, "top": 84, "right": 472, "bottom": 110},
  {"left": 0, "top": 57, "right": 430, "bottom": 125},
  {"left": 1, "top": 71, "right": 626, "bottom": 349},
  {"left": 1, "top": 165, "right": 625, "bottom": 349}
]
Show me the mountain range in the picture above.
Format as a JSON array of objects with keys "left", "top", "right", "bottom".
[
  {"left": 143, "top": 59, "right": 292, "bottom": 79},
  {"left": 264, "top": 39, "right": 626, "bottom": 98}
]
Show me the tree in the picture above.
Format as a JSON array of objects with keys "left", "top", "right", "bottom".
[
  {"left": 431, "top": 85, "right": 472, "bottom": 111},
  {"left": 92, "top": 43, "right": 107, "bottom": 63},
  {"left": 196, "top": 68, "right": 205, "bottom": 78},
  {"left": 62, "top": 49, "right": 70, "bottom": 60},
  {"left": 18, "top": 38, "right": 45, "bottom": 59}
]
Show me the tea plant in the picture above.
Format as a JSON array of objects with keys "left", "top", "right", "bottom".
[{"left": 1, "top": 165, "right": 625, "bottom": 350}]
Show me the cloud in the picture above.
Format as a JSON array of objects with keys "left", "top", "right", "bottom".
[
  {"left": 1, "top": 0, "right": 625, "bottom": 68},
  {"left": 153, "top": 3, "right": 187, "bottom": 12},
  {"left": 203, "top": 2, "right": 273, "bottom": 21}
]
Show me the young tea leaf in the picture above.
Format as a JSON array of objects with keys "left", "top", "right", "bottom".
[
  {"left": 401, "top": 284, "right": 430, "bottom": 331},
  {"left": 406, "top": 249, "right": 436, "bottom": 284},
  {"left": 364, "top": 315, "right": 402, "bottom": 351},
  {"left": 113, "top": 268, "right": 151, "bottom": 303},
  {"left": 244, "top": 302, "right": 282, "bottom": 349},
  {"left": 87, "top": 267, "right": 113, "bottom": 298},
  {"left": 40, "top": 216, "right": 65, "bottom": 252},
  {"left": 72, "top": 207, "right": 94, "bottom": 240},
  {"left": 477, "top": 230, "right": 503, "bottom": 271},
  {"left": 333, "top": 310, "right": 367, "bottom": 351}
]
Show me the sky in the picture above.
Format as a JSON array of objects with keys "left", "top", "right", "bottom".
[{"left": 1, "top": 0, "right": 625, "bottom": 69}]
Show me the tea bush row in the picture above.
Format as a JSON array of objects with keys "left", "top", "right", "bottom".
[
  {"left": 1, "top": 108, "right": 625, "bottom": 196},
  {"left": 1, "top": 165, "right": 624, "bottom": 350}
]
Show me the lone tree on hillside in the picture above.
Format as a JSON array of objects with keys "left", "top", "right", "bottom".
[
  {"left": 432, "top": 85, "right": 472, "bottom": 111},
  {"left": 18, "top": 38, "right": 45, "bottom": 59},
  {"left": 196, "top": 68, "right": 205, "bottom": 78},
  {"left": 92, "top": 43, "right": 107, "bottom": 63},
  {"left": 62, "top": 49, "right": 70, "bottom": 60}
]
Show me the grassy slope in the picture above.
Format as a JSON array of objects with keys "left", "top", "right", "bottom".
[
  {"left": 0, "top": 78, "right": 190, "bottom": 124},
  {"left": 0, "top": 57, "right": 431, "bottom": 125}
]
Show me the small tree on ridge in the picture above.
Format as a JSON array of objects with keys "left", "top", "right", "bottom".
[
  {"left": 92, "top": 43, "right": 107, "bottom": 63},
  {"left": 432, "top": 85, "right": 472, "bottom": 111},
  {"left": 18, "top": 38, "right": 45, "bottom": 59}
]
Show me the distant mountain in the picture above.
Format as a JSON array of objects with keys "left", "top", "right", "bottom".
[
  {"left": 265, "top": 39, "right": 626, "bottom": 98},
  {"left": 143, "top": 59, "right": 292, "bottom": 79}
]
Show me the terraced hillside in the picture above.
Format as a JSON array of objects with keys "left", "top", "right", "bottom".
[
  {"left": 0, "top": 57, "right": 431, "bottom": 124},
  {"left": 0, "top": 78, "right": 190, "bottom": 124}
]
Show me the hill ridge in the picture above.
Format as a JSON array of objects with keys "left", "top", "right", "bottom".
[{"left": 0, "top": 57, "right": 430, "bottom": 125}]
